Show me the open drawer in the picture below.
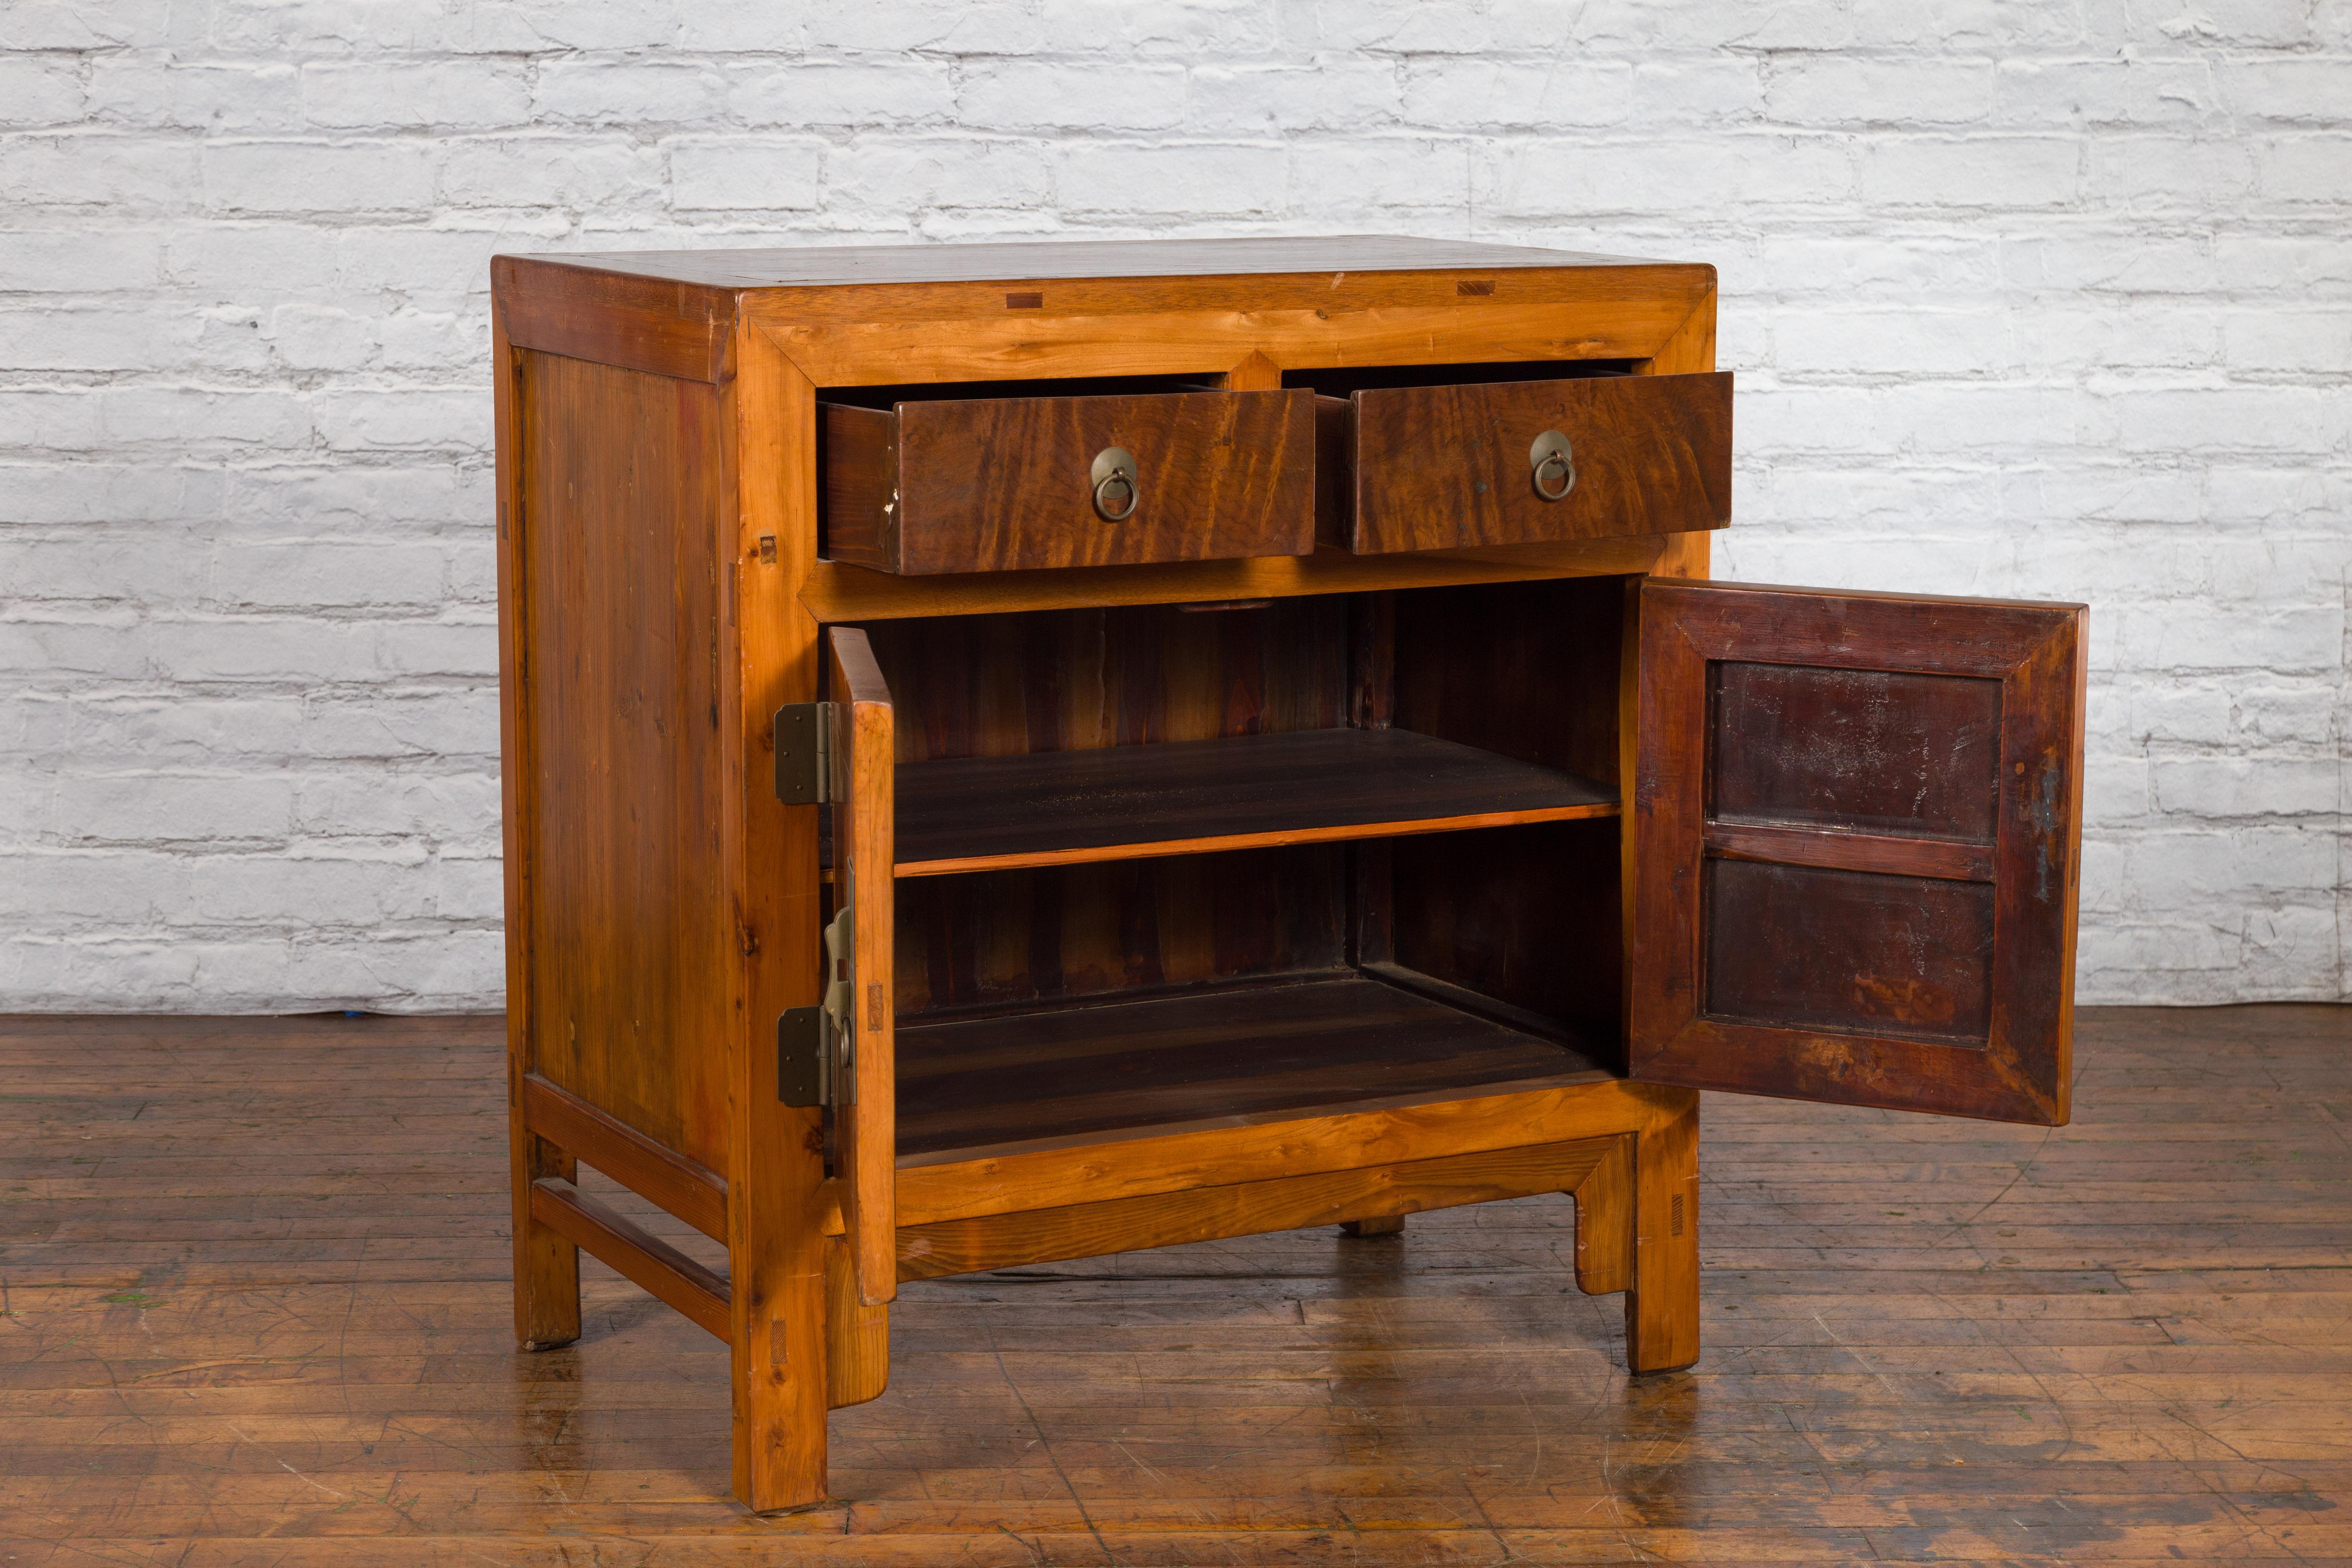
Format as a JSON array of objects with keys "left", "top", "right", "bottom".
[
  {"left": 821, "top": 384, "right": 1318, "bottom": 575},
  {"left": 1315, "top": 368, "right": 1734, "bottom": 554}
]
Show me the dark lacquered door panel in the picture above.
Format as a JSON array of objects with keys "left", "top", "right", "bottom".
[{"left": 1629, "top": 580, "right": 2086, "bottom": 1125}]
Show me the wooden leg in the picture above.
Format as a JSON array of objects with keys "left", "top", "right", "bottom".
[
  {"left": 1625, "top": 1090, "right": 1700, "bottom": 1373},
  {"left": 731, "top": 1087, "right": 831, "bottom": 1511},
  {"left": 1340, "top": 1215, "right": 1404, "bottom": 1238},
  {"left": 1569, "top": 1134, "right": 1634, "bottom": 1296},
  {"left": 511, "top": 1125, "right": 581, "bottom": 1351},
  {"left": 825, "top": 1234, "right": 891, "bottom": 1409}
]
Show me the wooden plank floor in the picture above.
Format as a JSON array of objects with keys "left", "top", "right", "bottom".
[{"left": 2, "top": 1006, "right": 2346, "bottom": 1565}]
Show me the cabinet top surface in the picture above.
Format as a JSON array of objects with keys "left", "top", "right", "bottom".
[{"left": 501, "top": 234, "right": 1693, "bottom": 291}]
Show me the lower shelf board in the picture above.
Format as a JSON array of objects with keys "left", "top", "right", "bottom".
[{"left": 895, "top": 973, "right": 1615, "bottom": 1163}]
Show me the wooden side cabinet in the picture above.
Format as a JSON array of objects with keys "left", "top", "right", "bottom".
[{"left": 492, "top": 237, "right": 2086, "bottom": 1511}]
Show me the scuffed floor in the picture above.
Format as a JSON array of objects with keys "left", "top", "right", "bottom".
[{"left": 0, "top": 1004, "right": 2344, "bottom": 1564}]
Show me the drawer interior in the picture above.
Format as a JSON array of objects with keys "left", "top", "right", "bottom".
[
  {"left": 819, "top": 372, "right": 1223, "bottom": 410},
  {"left": 828, "top": 577, "right": 1632, "bottom": 1163},
  {"left": 1279, "top": 357, "right": 1640, "bottom": 397}
]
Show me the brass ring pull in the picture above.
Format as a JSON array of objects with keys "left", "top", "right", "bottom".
[
  {"left": 1529, "top": 431, "right": 1575, "bottom": 501},
  {"left": 1091, "top": 446, "right": 1139, "bottom": 521}
]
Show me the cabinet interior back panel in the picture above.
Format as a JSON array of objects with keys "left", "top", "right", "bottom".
[
  {"left": 860, "top": 599, "right": 1350, "bottom": 763},
  {"left": 894, "top": 845, "right": 1349, "bottom": 1020}
]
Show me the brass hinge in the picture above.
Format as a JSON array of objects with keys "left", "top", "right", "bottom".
[
  {"left": 773, "top": 702, "right": 835, "bottom": 804},
  {"left": 778, "top": 907, "right": 857, "bottom": 1108}
]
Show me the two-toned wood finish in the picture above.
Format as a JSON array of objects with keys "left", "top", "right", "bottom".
[{"left": 493, "top": 236, "right": 2084, "bottom": 1514}]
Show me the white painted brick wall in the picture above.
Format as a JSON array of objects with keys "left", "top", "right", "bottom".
[{"left": 2, "top": 2, "right": 2345, "bottom": 1011}]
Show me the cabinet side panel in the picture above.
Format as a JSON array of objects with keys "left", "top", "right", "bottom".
[
  {"left": 1391, "top": 576, "right": 1623, "bottom": 785},
  {"left": 514, "top": 349, "right": 730, "bottom": 1170},
  {"left": 1384, "top": 577, "right": 1628, "bottom": 1057},
  {"left": 1388, "top": 820, "right": 1624, "bottom": 1054}
]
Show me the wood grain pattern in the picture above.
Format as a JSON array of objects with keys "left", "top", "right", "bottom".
[
  {"left": 528, "top": 1178, "right": 729, "bottom": 1341},
  {"left": 1571, "top": 1134, "right": 1636, "bottom": 1296},
  {"left": 725, "top": 255, "right": 1713, "bottom": 337},
  {"left": 521, "top": 1072, "right": 727, "bottom": 1243},
  {"left": 1393, "top": 576, "right": 1626, "bottom": 784},
  {"left": 1632, "top": 580, "right": 2087, "bottom": 1125},
  {"left": 801, "top": 533, "right": 1671, "bottom": 622},
  {"left": 1710, "top": 662, "right": 2002, "bottom": 841},
  {"left": 492, "top": 255, "right": 735, "bottom": 383},
  {"left": 1704, "top": 820, "right": 1998, "bottom": 882},
  {"left": 493, "top": 239, "right": 1740, "bottom": 1515},
  {"left": 822, "top": 389, "right": 1316, "bottom": 575},
  {"left": 1343, "top": 371, "right": 1733, "bottom": 554},
  {"left": 891, "top": 1067, "right": 1679, "bottom": 1227},
  {"left": 511, "top": 349, "right": 732, "bottom": 1173},
  {"left": 1705, "top": 859, "right": 1996, "bottom": 1044},
  {"left": 823, "top": 1235, "right": 889, "bottom": 1410},
  {"left": 514, "top": 234, "right": 1677, "bottom": 289},
  {"left": 750, "top": 281, "right": 1718, "bottom": 388},
  {"left": 861, "top": 597, "right": 1348, "bottom": 764},
  {"left": 1388, "top": 819, "right": 1626, "bottom": 1054},
  {"left": 815, "top": 401, "right": 895, "bottom": 568},
  {"left": 1379, "top": 577, "right": 1629, "bottom": 1053},
  {"left": 893, "top": 727, "right": 1617, "bottom": 877},
  {"left": 12, "top": 1007, "right": 2343, "bottom": 1561},
  {"left": 895, "top": 975, "right": 1611, "bottom": 1161},
  {"left": 894, "top": 1139, "right": 1614, "bottom": 1281},
  {"left": 1626, "top": 1089, "right": 1701, "bottom": 1372},
  {"left": 893, "top": 847, "right": 1349, "bottom": 1021},
  {"left": 723, "top": 306, "right": 833, "bottom": 1513},
  {"left": 827, "top": 628, "right": 897, "bottom": 1309},
  {"left": 494, "top": 304, "right": 581, "bottom": 1357}
]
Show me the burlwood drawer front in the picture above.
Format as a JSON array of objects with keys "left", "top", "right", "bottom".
[
  {"left": 823, "top": 389, "right": 1317, "bottom": 576},
  {"left": 1329, "top": 371, "right": 1733, "bottom": 555}
]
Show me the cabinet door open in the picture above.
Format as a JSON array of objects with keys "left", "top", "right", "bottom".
[
  {"left": 1629, "top": 580, "right": 2086, "bottom": 1125},
  {"left": 827, "top": 627, "right": 897, "bottom": 1304}
]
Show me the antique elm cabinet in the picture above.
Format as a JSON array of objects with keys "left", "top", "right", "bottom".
[{"left": 490, "top": 236, "right": 2085, "bottom": 1511}]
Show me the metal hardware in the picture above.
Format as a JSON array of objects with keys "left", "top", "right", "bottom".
[
  {"left": 1090, "top": 446, "right": 1139, "bottom": 521},
  {"left": 778, "top": 1007, "right": 827, "bottom": 1106},
  {"left": 1529, "top": 430, "right": 1575, "bottom": 502},
  {"left": 778, "top": 906, "right": 859, "bottom": 1108},
  {"left": 822, "top": 906, "right": 856, "bottom": 1105},
  {"left": 774, "top": 702, "right": 834, "bottom": 804}
]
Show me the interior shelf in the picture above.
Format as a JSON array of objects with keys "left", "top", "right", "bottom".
[
  {"left": 894, "top": 727, "right": 1617, "bottom": 877},
  {"left": 894, "top": 973, "right": 1614, "bottom": 1162}
]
